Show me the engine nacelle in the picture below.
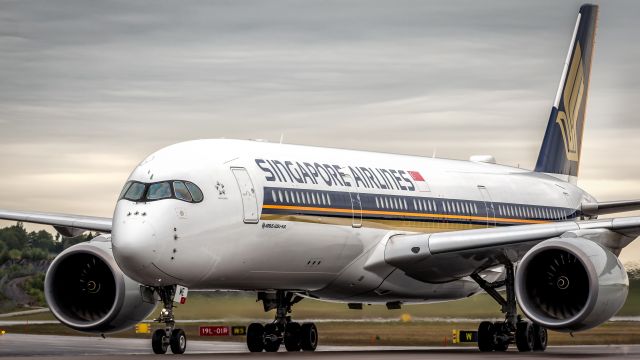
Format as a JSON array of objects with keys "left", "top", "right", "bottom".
[
  {"left": 515, "top": 237, "right": 628, "bottom": 332},
  {"left": 44, "top": 235, "right": 157, "bottom": 333}
]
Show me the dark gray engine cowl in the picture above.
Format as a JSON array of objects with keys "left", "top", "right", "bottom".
[
  {"left": 515, "top": 237, "right": 628, "bottom": 332},
  {"left": 44, "top": 235, "right": 157, "bottom": 333}
]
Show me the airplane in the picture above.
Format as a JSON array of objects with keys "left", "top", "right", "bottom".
[{"left": 1, "top": 3, "right": 639, "bottom": 355}]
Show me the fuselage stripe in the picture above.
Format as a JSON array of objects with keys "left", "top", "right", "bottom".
[{"left": 262, "top": 204, "right": 548, "bottom": 225}]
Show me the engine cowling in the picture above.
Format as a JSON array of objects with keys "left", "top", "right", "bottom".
[
  {"left": 515, "top": 237, "right": 628, "bottom": 332},
  {"left": 44, "top": 235, "right": 157, "bottom": 333}
]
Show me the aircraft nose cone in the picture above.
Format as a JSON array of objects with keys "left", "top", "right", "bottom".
[{"left": 112, "top": 219, "right": 159, "bottom": 284}]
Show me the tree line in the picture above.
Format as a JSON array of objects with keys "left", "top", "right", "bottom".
[{"left": 0, "top": 222, "right": 96, "bottom": 263}]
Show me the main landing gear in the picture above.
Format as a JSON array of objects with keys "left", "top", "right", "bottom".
[
  {"left": 151, "top": 286, "right": 187, "bottom": 355},
  {"left": 470, "top": 263, "right": 547, "bottom": 353},
  {"left": 247, "top": 290, "right": 318, "bottom": 353}
]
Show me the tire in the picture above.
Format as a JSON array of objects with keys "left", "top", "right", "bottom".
[
  {"left": 477, "top": 321, "right": 495, "bottom": 352},
  {"left": 152, "top": 329, "right": 168, "bottom": 354},
  {"left": 263, "top": 323, "right": 282, "bottom": 352},
  {"left": 532, "top": 323, "right": 548, "bottom": 351},
  {"left": 284, "top": 322, "right": 302, "bottom": 352},
  {"left": 247, "top": 323, "right": 265, "bottom": 352},
  {"left": 170, "top": 328, "right": 187, "bottom": 354},
  {"left": 516, "top": 321, "right": 534, "bottom": 352},
  {"left": 300, "top": 323, "right": 318, "bottom": 351}
]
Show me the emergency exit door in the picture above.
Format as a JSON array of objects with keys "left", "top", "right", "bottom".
[
  {"left": 231, "top": 167, "right": 259, "bottom": 224},
  {"left": 342, "top": 171, "right": 362, "bottom": 228},
  {"left": 477, "top": 185, "right": 496, "bottom": 227},
  {"left": 349, "top": 192, "right": 363, "bottom": 228}
]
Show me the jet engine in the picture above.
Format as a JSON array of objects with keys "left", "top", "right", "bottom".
[
  {"left": 515, "top": 237, "right": 628, "bottom": 332},
  {"left": 44, "top": 235, "right": 157, "bottom": 333}
]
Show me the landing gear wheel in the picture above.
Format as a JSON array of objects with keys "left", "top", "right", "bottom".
[
  {"left": 151, "top": 329, "right": 168, "bottom": 354},
  {"left": 284, "top": 322, "right": 302, "bottom": 352},
  {"left": 263, "top": 323, "right": 282, "bottom": 352},
  {"left": 300, "top": 323, "right": 318, "bottom": 351},
  {"left": 516, "top": 321, "right": 535, "bottom": 352},
  {"left": 170, "top": 328, "right": 187, "bottom": 354},
  {"left": 477, "top": 321, "right": 495, "bottom": 352},
  {"left": 532, "top": 323, "right": 548, "bottom": 351},
  {"left": 247, "top": 323, "right": 265, "bottom": 352}
]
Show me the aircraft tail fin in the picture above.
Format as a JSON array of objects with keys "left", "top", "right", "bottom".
[{"left": 534, "top": 4, "right": 598, "bottom": 182}]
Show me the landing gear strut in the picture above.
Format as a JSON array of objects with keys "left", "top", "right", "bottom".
[
  {"left": 471, "top": 263, "right": 547, "bottom": 353},
  {"left": 151, "top": 286, "right": 187, "bottom": 355},
  {"left": 247, "top": 290, "right": 318, "bottom": 352}
]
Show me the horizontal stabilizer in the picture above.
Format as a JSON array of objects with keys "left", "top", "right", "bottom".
[{"left": 581, "top": 200, "right": 640, "bottom": 216}]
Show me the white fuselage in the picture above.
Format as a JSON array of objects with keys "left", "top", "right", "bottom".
[{"left": 110, "top": 139, "right": 596, "bottom": 303}]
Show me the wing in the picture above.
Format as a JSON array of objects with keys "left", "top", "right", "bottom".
[
  {"left": 0, "top": 209, "right": 112, "bottom": 236},
  {"left": 383, "top": 216, "right": 640, "bottom": 283}
]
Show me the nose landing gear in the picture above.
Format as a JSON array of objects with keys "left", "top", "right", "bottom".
[
  {"left": 151, "top": 286, "right": 187, "bottom": 355},
  {"left": 246, "top": 290, "right": 318, "bottom": 353},
  {"left": 471, "top": 263, "right": 548, "bottom": 353}
]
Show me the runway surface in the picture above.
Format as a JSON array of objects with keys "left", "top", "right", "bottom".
[{"left": 1, "top": 334, "right": 639, "bottom": 359}]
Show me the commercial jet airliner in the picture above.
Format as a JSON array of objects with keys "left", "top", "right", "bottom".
[{"left": 1, "top": 3, "right": 638, "bottom": 355}]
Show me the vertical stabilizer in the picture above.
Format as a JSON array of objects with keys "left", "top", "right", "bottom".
[{"left": 535, "top": 4, "right": 598, "bottom": 182}]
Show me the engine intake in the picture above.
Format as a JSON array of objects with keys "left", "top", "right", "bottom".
[
  {"left": 45, "top": 236, "right": 156, "bottom": 333},
  {"left": 515, "top": 237, "right": 628, "bottom": 332}
]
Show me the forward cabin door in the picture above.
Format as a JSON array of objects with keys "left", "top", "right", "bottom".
[
  {"left": 477, "top": 185, "right": 496, "bottom": 227},
  {"left": 231, "top": 167, "right": 259, "bottom": 224}
]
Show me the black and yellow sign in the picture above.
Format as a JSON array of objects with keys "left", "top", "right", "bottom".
[
  {"left": 452, "top": 330, "right": 477, "bottom": 343},
  {"left": 231, "top": 326, "right": 246, "bottom": 336}
]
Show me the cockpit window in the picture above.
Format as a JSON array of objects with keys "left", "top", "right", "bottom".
[
  {"left": 185, "top": 182, "right": 204, "bottom": 202},
  {"left": 124, "top": 182, "right": 146, "bottom": 201},
  {"left": 119, "top": 182, "right": 132, "bottom": 199},
  {"left": 173, "top": 181, "right": 192, "bottom": 202},
  {"left": 147, "top": 182, "right": 172, "bottom": 200},
  {"left": 119, "top": 180, "right": 203, "bottom": 203}
]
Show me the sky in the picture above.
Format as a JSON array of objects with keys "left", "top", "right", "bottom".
[{"left": 1, "top": 0, "right": 639, "bottom": 260}]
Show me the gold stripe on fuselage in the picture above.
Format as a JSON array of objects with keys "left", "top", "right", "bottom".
[
  {"left": 261, "top": 204, "right": 549, "bottom": 230},
  {"left": 260, "top": 214, "right": 488, "bottom": 232}
]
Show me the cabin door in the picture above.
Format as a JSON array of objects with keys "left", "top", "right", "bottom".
[{"left": 231, "top": 167, "right": 259, "bottom": 224}]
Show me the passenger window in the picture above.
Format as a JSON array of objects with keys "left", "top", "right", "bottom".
[
  {"left": 271, "top": 190, "right": 277, "bottom": 202},
  {"left": 147, "top": 182, "right": 172, "bottom": 200},
  {"left": 327, "top": 194, "right": 331, "bottom": 206},
  {"left": 173, "top": 181, "right": 193, "bottom": 202},
  {"left": 403, "top": 199, "right": 408, "bottom": 210},
  {"left": 278, "top": 190, "right": 284, "bottom": 203},
  {"left": 413, "top": 199, "right": 417, "bottom": 210},
  {"left": 124, "top": 182, "right": 146, "bottom": 201},
  {"left": 376, "top": 197, "right": 380, "bottom": 209},
  {"left": 285, "top": 191, "right": 290, "bottom": 203},
  {"left": 185, "top": 182, "right": 204, "bottom": 202}
]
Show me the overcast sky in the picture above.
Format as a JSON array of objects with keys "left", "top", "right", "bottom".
[{"left": 1, "top": 0, "right": 639, "bottom": 260}]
